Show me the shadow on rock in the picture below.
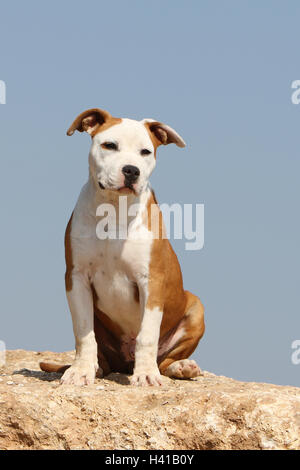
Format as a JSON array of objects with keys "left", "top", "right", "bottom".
[
  {"left": 103, "top": 372, "right": 131, "bottom": 385},
  {"left": 13, "top": 368, "right": 61, "bottom": 382}
]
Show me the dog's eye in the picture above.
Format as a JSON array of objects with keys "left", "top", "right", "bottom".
[
  {"left": 140, "top": 149, "right": 151, "bottom": 156},
  {"left": 101, "top": 142, "right": 118, "bottom": 151}
]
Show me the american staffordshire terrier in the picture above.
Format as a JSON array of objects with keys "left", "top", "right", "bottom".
[{"left": 40, "top": 108, "right": 205, "bottom": 386}]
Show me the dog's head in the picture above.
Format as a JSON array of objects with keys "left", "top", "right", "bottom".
[{"left": 67, "top": 108, "right": 186, "bottom": 196}]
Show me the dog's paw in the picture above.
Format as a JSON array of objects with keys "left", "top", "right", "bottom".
[
  {"left": 130, "top": 370, "right": 163, "bottom": 386},
  {"left": 163, "top": 359, "right": 202, "bottom": 379},
  {"left": 60, "top": 361, "right": 99, "bottom": 386}
]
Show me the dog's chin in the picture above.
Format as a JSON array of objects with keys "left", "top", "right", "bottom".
[
  {"left": 117, "top": 186, "right": 136, "bottom": 195},
  {"left": 98, "top": 182, "right": 139, "bottom": 196}
]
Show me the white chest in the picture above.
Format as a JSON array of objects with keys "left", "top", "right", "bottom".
[
  {"left": 70, "top": 184, "right": 153, "bottom": 336},
  {"left": 72, "top": 223, "right": 153, "bottom": 337}
]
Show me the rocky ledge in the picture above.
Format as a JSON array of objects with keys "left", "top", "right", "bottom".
[{"left": 0, "top": 350, "right": 299, "bottom": 450}]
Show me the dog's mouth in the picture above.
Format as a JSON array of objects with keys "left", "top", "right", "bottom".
[
  {"left": 98, "top": 181, "right": 137, "bottom": 195},
  {"left": 118, "top": 183, "right": 137, "bottom": 195}
]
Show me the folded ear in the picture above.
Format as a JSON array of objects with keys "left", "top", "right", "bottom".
[
  {"left": 66, "top": 108, "right": 112, "bottom": 136},
  {"left": 142, "top": 119, "right": 186, "bottom": 148}
]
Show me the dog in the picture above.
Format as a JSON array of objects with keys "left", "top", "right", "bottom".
[{"left": 40, "top": 108, "right": 205, "bottom": 386}]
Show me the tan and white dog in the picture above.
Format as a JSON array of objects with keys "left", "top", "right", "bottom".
[{"left": 40, "top": 108, "right": 205, "bottom": 386}]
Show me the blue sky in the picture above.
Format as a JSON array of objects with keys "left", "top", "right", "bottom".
[{"left": 0, "top": 1, "right": 299, "bottom": 386}]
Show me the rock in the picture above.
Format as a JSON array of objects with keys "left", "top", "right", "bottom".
[
  {"left": 0, "top": 342, "right": 5, "bottom": 368},
  {"left": 0, "top": 350, "right": 299, "bottom": 450}
]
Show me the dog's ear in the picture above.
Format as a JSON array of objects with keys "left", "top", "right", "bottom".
[
  {"left": 142, "top": 119, "right": 186, "bottom": 148},
  {"left": 66, "top": 108, "right": 112, "bottom": 136}
]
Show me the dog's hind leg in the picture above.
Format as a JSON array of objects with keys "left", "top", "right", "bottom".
[{"left": 158, "top": 291, "right": 205, "bottom": 379}]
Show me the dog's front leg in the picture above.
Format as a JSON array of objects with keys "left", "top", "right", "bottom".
[
  {"left": 61, "top": 273, "right": 99, "bottom": 385},
  {"left": 131, "top": 280, "right": 163, "bottom": 386}
]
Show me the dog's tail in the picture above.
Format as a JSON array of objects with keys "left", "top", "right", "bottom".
[{"left": 39, "top": 362, "right": 70, "bottom": 374}]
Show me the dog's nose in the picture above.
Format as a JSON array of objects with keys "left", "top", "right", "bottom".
[{"left": 122, "top": 165, "right": 140, "bottom": 183}]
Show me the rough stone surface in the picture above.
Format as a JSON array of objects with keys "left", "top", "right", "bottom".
[{"left": 0, "top": 350, "right": 299, "bottom": 450}]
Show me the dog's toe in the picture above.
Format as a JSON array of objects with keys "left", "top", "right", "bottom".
[
  {"left": 60, "top": 362, "right": 97, "bottom": 386},
  {"left": 130, "top": 371, "right": 162, "bottom": 387},
  {"left": 164, "top": 359, "right": 202, "bottom": 379}
]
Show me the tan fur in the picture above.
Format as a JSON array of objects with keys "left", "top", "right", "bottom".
[
  {"left": 66, "top": 107, "right": 121, "bottom": 137},
  {"left": 142, "top": 191, "right": 205, "bottom": 372},
  {"left": 92, "top": 116, "right": 122, "bottom": 137},
  {"left": 40, "top": 362, "right": 70, "bottom": 374},
  {"left": 144, "top": 123, "right": 161, "bottom": 158},
  {"left": 158, "top": 292, "right": 205, "bottom": 374}
]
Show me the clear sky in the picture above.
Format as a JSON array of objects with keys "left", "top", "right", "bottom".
[{"left": 0, "top": 1, "right": 299, "bottom": 386}]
